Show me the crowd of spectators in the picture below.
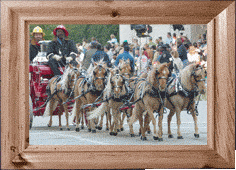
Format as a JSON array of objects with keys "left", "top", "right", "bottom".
[{"left": 76, "top": 31, "right": 207, "bottom": 76}]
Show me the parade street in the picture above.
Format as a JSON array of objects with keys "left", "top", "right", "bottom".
[{"left": 30, "top": 101, "right": 207, "bottom": 145}]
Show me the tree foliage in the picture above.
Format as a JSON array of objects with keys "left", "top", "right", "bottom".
[{"left": 30, "top": 24, "right": 119, "bottom": 46}]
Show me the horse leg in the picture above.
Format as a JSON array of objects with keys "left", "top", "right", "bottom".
[
  {"left": 80, "top": 112, "right": 84, "bottom": 129},
  {"left": 176, "top": 109, "right": 183, "bottom": 139},
  {"left": 62, "top": 103, "right": 70, "bottom": 130},
  {"left": 47, "top": 100, "right": 54, "bottom": 127},
  {"left": 89, "top": 108, "right": 96, "bottom": 133},
  {"left": 120, "top": 111, "right": 126, "bottom": 131},
  {"left": 139, "top": 113, "right": 146, "bottom": 141},
  {"left": 144, "top": 113, "right": 151, "bottom": 134},
  {"left": 75, "top": 100, "right": 81, "bottom": 132},
  {"left": 167, "top": 109, "right": 175, "bottom": 138},
  {"left": 146, "top": 108, "right": 158, "bottom": 140},
  {"left": 97, "top": 112, "right": 104, "bottom": 130},
  {"left": 157, "top": 108, "right": 164, "bottom": 141},
  {"left": 128, "top": 105, "right": 139, "bottom": 137},
  {"left": 58, "top": 104, "right": 64, "bottom": 130}
]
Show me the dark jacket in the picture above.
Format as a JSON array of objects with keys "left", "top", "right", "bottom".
[
  {"left": 159, "top": 50, "right": 173, "bottom": 74},
  {"left": 91, "top": 50, "right": 112, "bottom": 67},
  {"left": 83, "top": 49, "right": 97, "bottom": 69},
  {"left": 115, "top": 51, "right": 135, "bottom": 73},
  {"left": 29, "top": 39, "right": 41, "bottom": 62},
  {"left": 46, "top": 38, "right": 78, "bottom": 60},
  {"left": 177, "top": 44, "right": 187, "bottom": 61}
]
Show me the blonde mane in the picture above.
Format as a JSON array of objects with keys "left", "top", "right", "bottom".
[{"left": 59, "top": 67, "right": 72, "bottom": 92}]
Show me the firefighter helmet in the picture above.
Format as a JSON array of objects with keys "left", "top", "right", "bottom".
[
  {"left": 53, "top": 25, "right": 69, "bottom": 37},
  {"left": 31, "top": 26, "right": 45, "bottom": 36}
]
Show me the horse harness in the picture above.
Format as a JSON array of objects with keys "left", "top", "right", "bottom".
[{"left": 166, "top": 66, "right": 206, "bottom": 116}]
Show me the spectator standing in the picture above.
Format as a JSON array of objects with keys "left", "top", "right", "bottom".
[
  {"left": 104, "top": 44, "right": 113, "bottom": 61},
  {"left": 171, "top": 50, "right": 183, "bottom": 71},
  {"left": 83, "top": 42, "right": 97, "bottom": 70},
  {"left": 109, "top": 34, "right": 118, "bottom": 44},
  {"left": 158, "top": 36, "right": 164, "bottom": 46},
  {"left": 115, "top": 45, "right": 135, "bottom": 74},
  {"left": 177, "top": 38, "right": 189, "bottom": 67},
  {"left": 165, "top": 32, "right": 173, "bottom": 46},
  {"left": 136, "top": 48, "right": 149, "bottom": 75},
  {"left": 148, "top": 37, "right": 156, "bottom": 47},
  {"left": 91, "top": 43, "right": 111, "bottom": 67},
  {"left": 172, "top": 33, "right": 177, "bottom": 45}
]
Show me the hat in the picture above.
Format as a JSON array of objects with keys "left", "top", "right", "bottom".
[
  {"left": 31, "top": 26, "right": 45, "bottom": 36},
  {"left": 149, "top": 37, "right": 152, "bottom": 40},
  {"left": 53, "top": 25, "right": 69, "bottom": 37}
]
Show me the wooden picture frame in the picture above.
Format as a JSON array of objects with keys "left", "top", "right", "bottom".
[{"left": 1, "top": 1, "right": 235, "bottom": 169}]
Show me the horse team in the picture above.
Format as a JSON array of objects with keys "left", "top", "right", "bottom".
[{"left": 43, "top": 60, "right": 207, "bottom": 141}]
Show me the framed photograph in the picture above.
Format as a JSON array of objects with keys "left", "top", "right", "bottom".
[{"left": 1, "top": 1, "right": 235, "bottom": 169}]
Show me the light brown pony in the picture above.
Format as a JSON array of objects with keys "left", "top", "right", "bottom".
[
  {"left": 96, "top": 59, "right": 132, "bottom": 131},
  {"left": 73, "top": 61, "right": 108, "bottom": 133},
  {"left": 128, "top": 62, "right": 171, "bottom": 141},
  {"left": 88, "top": 67, "right": 127, "bottom": 136},
  {"left": 165, "top": 63, "right": 206, "bottom": 139},
  {"left": 43, "top": 63, "right": 82, "bottom": 130}
]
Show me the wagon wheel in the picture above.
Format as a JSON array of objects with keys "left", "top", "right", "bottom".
[{"left": 29, "top": 95, "right": 33, "bottom": 129}]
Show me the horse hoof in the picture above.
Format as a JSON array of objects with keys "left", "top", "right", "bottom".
[
  {"left": 121, "top": 128, "right": 124, "bottom": 131},
  {"left": 92, "top": 130, "right": 96, "bottom": 133},
  {"left": 117, "top": 129, "right": 120, "bottom": 132},
  {"left": 81, "top": 126, "right": 84, "bottom": 129},
  {"left": 106, "top": 128, "right": 109, "bottom": 131},
  {"left": 141, "top": 136, "right": 147, "bottom": 141},
  {"left": 153, "top": 136, "right": 159, "bottom": 140},
  {"left": 168, "top": 134, "right": 174, "bottom": 138},
  {"left": 60, "top": 128, "right": 63, "bottom": 131},
  {"left": 113, "top": 132, "right": 118, "bottom": 136},
  {"left": 97, "top": 127, "right": 102, "bottom": 130},
  {"left": 110, "top": 132, "right": 114, "bottom": 136},
  {"left": 194, "top": 134, "right": 199, "bottom": 138},
  {"left": 177, "top": 136, "right": 183, "bottom": 139},
  {"left": 76, "top": 128, "right": 80, "bottom": 132},
  {"left": 88, "top": 129, "right": 91, "bottom": 132},
  {"left": 158, "top": 138, "right": 163, "bottom": 142},
  {"left": 95, "top": 126, "right": 98, "bottom": 129},
  {"left": 47, "top": 124, "right": 51, "bottom": 127},
  {"left": 130, "top": 134, "right": 135, "bottom": 137},
  {"left": 67, "top": 128, "right": 70, "bottom": 131},
  {"left": 147, "top": 131, "right": 151, "bottom": 134}
]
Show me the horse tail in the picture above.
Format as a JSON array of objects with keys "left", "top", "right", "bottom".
[
  {"left": 43, "top": 100, "right": 58, "bottom": 117},
  {"left": 87, "top": 102, "right": 108, "bottom": 120}
]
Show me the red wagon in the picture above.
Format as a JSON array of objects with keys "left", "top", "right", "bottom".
[{"left": 29, "top": 40, "right": 74, "bottom": 128}]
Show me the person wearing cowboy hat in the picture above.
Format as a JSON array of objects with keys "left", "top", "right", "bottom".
[
  {"left": 30, "top": 26, "right": 45, "bottom": 62},
  {"left": 46, "top": 25, "right": 78, "bottom": 75}
]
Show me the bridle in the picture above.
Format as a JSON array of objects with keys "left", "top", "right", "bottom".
[
  {"left": 190, "top": 66, "right": 206, "bottom": 90},
  {"left": 92, "top": 65, "right": 108, "bottom": 90}
]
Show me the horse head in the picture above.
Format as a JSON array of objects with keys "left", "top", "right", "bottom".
[
  {"left": 190, "top": 63, "right": 206, "bottom": 94},
  {"left": 110, "top": 68, "right": 126, "bottom": 99},
  {"left": 153, "top": 62, "right": 171, "bottom": 91},
  {"left": 92, "top": 61, "right": 108, "bottom": 91},
  {"left": 119, "top": 59, "right": 131, "bottom": 78}
]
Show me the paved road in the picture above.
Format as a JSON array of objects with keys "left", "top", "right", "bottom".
[{"left": 30, "top": 101, "right": 207, "bottom": 145}]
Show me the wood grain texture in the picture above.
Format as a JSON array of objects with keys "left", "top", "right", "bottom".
[
  {"left": 1, "top": 1, "right": 235, "bottom": 169},
  {"left": 214, "top": 2, "right": 235, "bottom": 168}
]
